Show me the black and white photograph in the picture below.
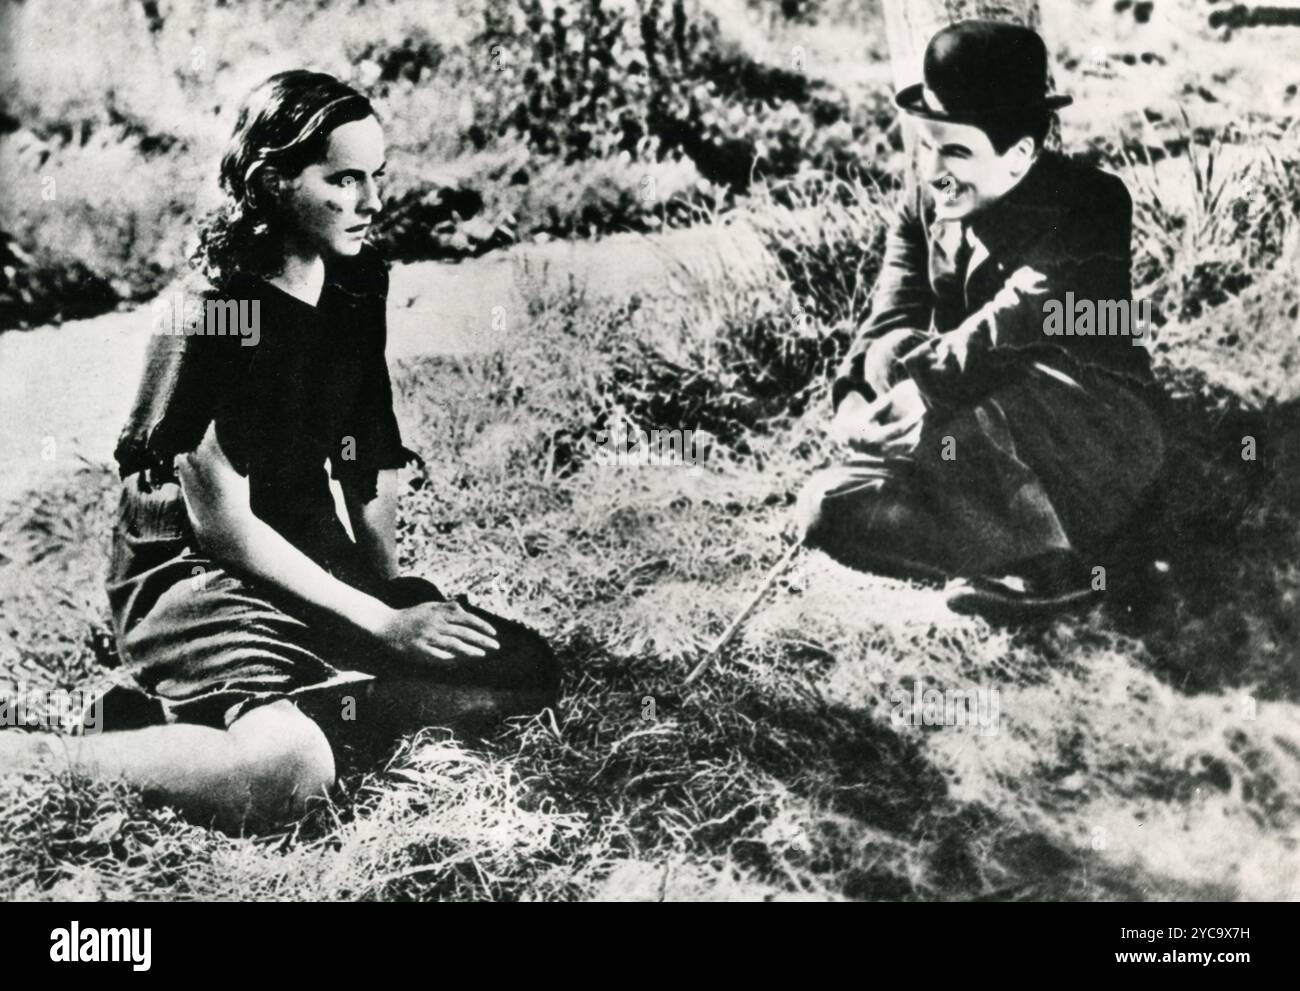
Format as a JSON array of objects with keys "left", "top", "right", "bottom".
[{"left": 0, "top": 0, "right": 1297, "bottom": 927}]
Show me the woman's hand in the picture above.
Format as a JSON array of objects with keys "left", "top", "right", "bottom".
[{"left": 370, "top": 601, "right": 501, "bottom": 667}]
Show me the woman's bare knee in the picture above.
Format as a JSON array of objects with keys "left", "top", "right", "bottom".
[{"left": 228, "top": 701, "right": 335, "bottom": 827}]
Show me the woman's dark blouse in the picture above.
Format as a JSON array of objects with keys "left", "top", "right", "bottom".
[{"left": 113, "top": 245, "right": 415, "bottom": 585}]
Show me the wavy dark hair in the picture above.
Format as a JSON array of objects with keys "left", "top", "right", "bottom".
[{"left": 190, "top": 71, "right": 376, "bottom": 286}]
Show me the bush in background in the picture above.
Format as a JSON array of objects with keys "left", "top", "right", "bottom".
[{"left": 0, "top": 0, "right": 893, "bottom": 330}]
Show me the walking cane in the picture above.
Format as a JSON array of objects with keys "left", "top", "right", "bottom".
[{"left": 684, "top": 537, "right": 806, "bottom": 686}]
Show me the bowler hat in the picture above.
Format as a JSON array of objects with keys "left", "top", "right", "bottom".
[{"left": 894, "top": 20, "right": 1072, "bottom": 123}]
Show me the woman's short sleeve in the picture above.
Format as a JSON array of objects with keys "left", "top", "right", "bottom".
[
  {"left": 329, "top": 260, "right": 421, "bottom": 502},
  {"left": 113, "top": 284, "right": 250, "bottom": 486}
]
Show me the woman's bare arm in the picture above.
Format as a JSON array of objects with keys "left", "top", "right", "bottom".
[
  {"left": 176, "top": 423, "right": 498, "bottom": 664},
  {"left": 344, "top": 468, "right": 398, "bottom": 581},
  {"left": 177, "top": 422, "right": 393, "bottom": 635}
]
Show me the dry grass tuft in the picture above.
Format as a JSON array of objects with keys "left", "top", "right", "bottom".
[{"left": 3, "top": 102, "right": 1300, "bottom": 902}]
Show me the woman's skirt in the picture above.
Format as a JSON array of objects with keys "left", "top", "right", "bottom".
[{"left": 98, "top": 474, "right": 559, "bottom": 752}]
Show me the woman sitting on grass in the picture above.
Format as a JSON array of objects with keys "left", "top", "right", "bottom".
[{"left": 1, "top": 71, "right": 559, "bottom": 831}]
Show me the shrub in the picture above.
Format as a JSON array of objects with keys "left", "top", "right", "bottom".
[{"left": 1, "top": 0, "right": 894, "bottom": 329}]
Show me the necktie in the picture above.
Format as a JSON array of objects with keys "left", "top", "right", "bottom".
[
  {"left": 954, "top": 223, "right": 974, "bottom": 286},
  {"left": 931, "top": 221, "right": 974, "bottom": 328}
]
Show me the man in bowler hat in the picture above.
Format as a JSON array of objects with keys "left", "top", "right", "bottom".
[{"left": 797, "top": 20, "right": 1164, "bottom": 618}]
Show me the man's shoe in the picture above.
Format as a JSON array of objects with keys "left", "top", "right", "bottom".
[{"left": 944, "top": 573, "right": 1097, "bottom": 622}]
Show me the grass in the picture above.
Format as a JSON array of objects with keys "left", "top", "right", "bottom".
[
  {"left": 4, "top": 0, "right": 1300, "bottom": 896},
  {"left": 4, "top": 114, "right": 1300, "bottom": 899}
]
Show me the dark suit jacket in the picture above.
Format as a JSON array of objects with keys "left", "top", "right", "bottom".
[{"left": 833, "top": 150, "right": 1153, "bottom": 409}]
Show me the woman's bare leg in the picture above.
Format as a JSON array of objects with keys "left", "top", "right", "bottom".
[{"left": 0, "top": 700, "right": 335, "bottom": 832}]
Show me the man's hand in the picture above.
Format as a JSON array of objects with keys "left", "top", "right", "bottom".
[
  {"left": 370, "top": 600, "right": 501, "bottom": 668},
  {"left": 902, "top": 325, "right": 984, "bottom": 392},
  {"left": 828, "top": 381, "right": 925, "bottom": 451},
  {"left": 902, "top": 265, "right": 1050, "bottom": 402}
]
